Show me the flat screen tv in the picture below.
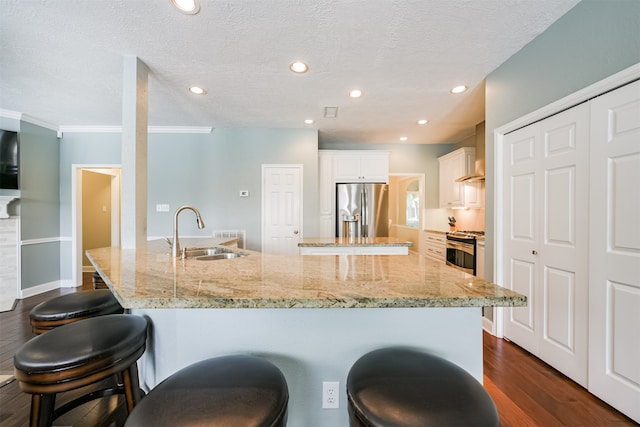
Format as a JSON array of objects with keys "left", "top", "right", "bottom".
[{"left": 0, "top": 129, "right": 19, "bottom": 189}]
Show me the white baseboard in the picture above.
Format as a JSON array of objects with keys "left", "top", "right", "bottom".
[
  {"left": 19, "top": 281, "right": 62, "bottom": 299},
  {"left": 18, "top": 280, "right": 79, "bottom": 298},
  {"left": 482, "top": 316, "right": 494, "bottom": 336}
]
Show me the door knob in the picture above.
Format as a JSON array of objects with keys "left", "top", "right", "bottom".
[
  {"left": 532, "top": 250, "right": 538, "bottom": 255},
  {"left": 293, "top": 230, "right": 299, "bottom": 235}
]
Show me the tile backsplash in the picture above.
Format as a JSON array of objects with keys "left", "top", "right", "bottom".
[{"left": 423, "top": 207, "right": 485, "bottom": 232}]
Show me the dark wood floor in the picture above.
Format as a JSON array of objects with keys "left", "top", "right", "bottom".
[{"left": 0, "top": 281, "right": 637, "bottom": 426}]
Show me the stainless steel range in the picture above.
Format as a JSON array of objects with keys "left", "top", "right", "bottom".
[{"left": 445, "top": 231, "right": 484, "bottom": 275}]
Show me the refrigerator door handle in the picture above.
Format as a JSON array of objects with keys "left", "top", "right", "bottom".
[{"left": 361, "top": 190, "right": 368, "bottom": 237}]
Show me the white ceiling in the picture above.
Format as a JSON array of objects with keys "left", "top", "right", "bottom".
[{"left": 0, "top": 0, "right": 580, "bottom": 145}]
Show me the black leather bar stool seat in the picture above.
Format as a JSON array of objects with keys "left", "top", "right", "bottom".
[
  {"left": 29, "top": 289, "right": 123, "bottom": 334},
  {"left": 14, "top": 314, "right": 148, "bottom": 427},
  {"left": 347, "top": 347, "right": 499, "bottom": 427},
  {"left": 125, "top": 354, "right": 289, "bottom": 427}
]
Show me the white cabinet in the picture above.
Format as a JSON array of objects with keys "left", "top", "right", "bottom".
[
  {"left": 334, "top": 151, "right": 389, "bottom": 183},
  {"left": 423, "top": 230, "right": 446, "bottom": 263},
  {"left": 318, "top": 152, "right": 335, "bottom": 237},
  {"left": 438, "top": 148, "right": 479, "bottom": 208}
]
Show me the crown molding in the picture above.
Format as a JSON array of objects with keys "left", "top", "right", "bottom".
[
  {"left": 0, "top": 110, "right": 58, "bottom": 132},
  {"left": 0, "top": 109, "right": 22, "bottom": 120},
  {"left": 148, "top": 126, "right": 213, "bottom": 134},
  {"left": 58, "top": 125, "right": 122, "bottom": 133},
  {"left": 59, "top": 125, "right": 214, "bottom": 134}
]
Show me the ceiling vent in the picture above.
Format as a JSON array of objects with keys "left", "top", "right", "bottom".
[{"left": 324, "top": 107, "right": 338, "bottom": 118}]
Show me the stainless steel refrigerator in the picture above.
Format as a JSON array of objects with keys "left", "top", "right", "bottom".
[{"left": 336, "top": 183, "right": 389, "bottom": 239}]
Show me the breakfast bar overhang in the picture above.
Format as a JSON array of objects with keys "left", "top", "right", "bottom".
[{"left": 87, "top": 239, "right": 526, "bottom": 426}]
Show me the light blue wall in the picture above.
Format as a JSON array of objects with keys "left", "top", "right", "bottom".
[
  {"left": 319, "top": 141, "right": 455, "bottom": 208},
  {"left": 58, "top": 128, "right": 319, "bottom": 280},
  {"left": 17, "top": 121, "right": 61, "bottom": 289},
  {"left": 146, "top": 128, "right": 319, "bottom": 249},
  {"left": 484, "top": 0, "right": 640, "bottom": 280}
]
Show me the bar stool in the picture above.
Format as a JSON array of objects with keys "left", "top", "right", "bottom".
[
  {"left": 93, "top": 271, "right": 109, "bottom": 289},
  {"left": 347, "top": 347, "right": 499, "bottom": 427},
  {"left": 14, "top": 314, "right": 148, "bottom": 427},
  {"left": 124, "top": 354, "right": 289, "bottom": 427},
  {"left": 29, "top": 289, "right": 123, "bottom": 334}
]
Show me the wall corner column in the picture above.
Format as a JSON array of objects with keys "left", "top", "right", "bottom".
[{"left": 121, "top": 56, "right": 148, "bottom": 249}]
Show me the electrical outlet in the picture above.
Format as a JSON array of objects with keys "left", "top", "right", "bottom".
[
  {"left": 322, "top": 381, "right": 339, "bottom": 409},
  {"left": 156, "top": 204, "right": 170, "bottom": 212}
]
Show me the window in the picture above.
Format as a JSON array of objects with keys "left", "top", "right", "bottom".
[{"left": 406, "top": 191, "right": 419, "bottom": 228}]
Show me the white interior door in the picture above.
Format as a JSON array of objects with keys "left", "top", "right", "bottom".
[
  {"left": 503, "top": 103, "right": 589, "bottom": 387},
  {"left": 588, "top": 80, "right": 640, "bottom": 423},
  {"left": 262, "top": 165, "right": 303, "bottom": 255},
  {"left": 536, "top": 103, "right": 589, "bottom": 387},
  {"left": 503, "top": 123, "right": 540, "bottom": 355}
]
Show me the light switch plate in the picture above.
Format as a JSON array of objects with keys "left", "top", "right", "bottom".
[{"left": 239, "top": 190, "right": 249, "bottom": 197}]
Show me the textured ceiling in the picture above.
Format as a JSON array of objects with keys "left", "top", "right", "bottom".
[{"left": 0, "top": 0, "right": 580, "bottom": 144}]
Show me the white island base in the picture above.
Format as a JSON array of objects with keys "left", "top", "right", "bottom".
[{"left": 132, "top": 306, "right": 482, "bottom": 427}]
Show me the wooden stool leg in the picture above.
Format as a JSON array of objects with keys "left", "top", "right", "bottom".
[
  {"left": 30, "top": 393, "right": 55, "bottom": 427},
  {"left": 122, "top": 363, "right": 142, "bottom": 413}
]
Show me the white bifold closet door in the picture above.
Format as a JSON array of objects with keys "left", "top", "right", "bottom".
[
  {"left": 502, "top": 102, "right": 589, "bottom": 387},
  {"left": 588, "top": 80, "right": 640, "bottom": 423}
]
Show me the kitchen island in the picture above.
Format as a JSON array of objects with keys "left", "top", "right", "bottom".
[
  {"left": 87, "top": 239, "right": 525, "bottom": 426},
  {"left": 298, "top": 236, "right": 413, "bottom": 255}
]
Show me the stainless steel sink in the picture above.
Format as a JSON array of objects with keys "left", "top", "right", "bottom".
[
  {"left": 181, "top": 246, "right": 248, "bottom": 261},
  {"left": 195, "top": 252, "right": 247, "bottom": 261}
]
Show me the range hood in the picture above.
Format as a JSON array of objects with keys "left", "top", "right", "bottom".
[
  {"left": 456, "top": 121, "right": 486, "bottom": 183},
  {"left": 455, "top": 173, "right": 485, "bottom": 183}
]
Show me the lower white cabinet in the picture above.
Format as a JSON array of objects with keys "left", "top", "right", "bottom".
[{"left": 423, "top": 230, "right": 446, "bottom": 263}]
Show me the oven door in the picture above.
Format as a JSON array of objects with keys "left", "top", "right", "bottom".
[{"left": 445, "top": 238, "right": 475, "bottom": 275}]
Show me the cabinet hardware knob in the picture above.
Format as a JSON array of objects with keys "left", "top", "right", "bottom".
[{"left": 532, "top": 250, "right": 538, "bottom": 255}]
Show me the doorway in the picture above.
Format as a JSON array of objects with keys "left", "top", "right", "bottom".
[
  {"left": 388, "top": 173, "right": 425, "bottom": 253},
  {"left": 72, "top": 165, "right": 121, "bottom": 287}
]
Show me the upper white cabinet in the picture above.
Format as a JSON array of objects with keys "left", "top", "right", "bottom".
[
  {"left": 318, "top": 152, "right": 333, "bottom": 216},
  {"left": 334, "top": 151, "right": 389, "bottom": 183},
  {"left": 438, "top": 147, "right": 480, "bottom": 208}
]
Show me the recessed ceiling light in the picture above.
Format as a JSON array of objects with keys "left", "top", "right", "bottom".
[
  {"left": 400, "top": 136, "right": 408, "bottom": 142},
  {"left": 171, "top": 0, "right": 200, "bottom": 14},
  {"left": 348, "top": 89, "right": 363, "bottom": 98},
  {"left": 289, "top": 62, "right": 309, "bottom": 73},
  {"left": 450, "top": 85, "right": 468, "bottom": 94},
  {"left": 188, "top": 86, "right": 206, "bottom": 95},
  {"left": 304, "top": 119, "right": 314, "bottom": 125},
  {"left": 417, "top": 119, "right": 428, "bottom": 125}
]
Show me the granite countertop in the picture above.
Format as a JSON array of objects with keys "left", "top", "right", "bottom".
[
  {"left": 298, "top": 237, "right": 413, "bottom": 247},
  {"left": 86, "top": 239, "right": 526, "bottom": 310}
]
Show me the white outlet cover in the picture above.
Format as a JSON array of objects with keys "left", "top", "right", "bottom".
[{"left": 322, "top": 381, "right": 340, "bottom": 409}]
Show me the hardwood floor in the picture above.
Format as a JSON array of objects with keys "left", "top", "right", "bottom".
[{"left": 0, "top": 283, "right": 637, "bottom": 426}]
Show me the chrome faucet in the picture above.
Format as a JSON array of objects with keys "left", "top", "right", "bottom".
[{"left": 172, "top": 205, "right": 206, "bottom": 258}]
